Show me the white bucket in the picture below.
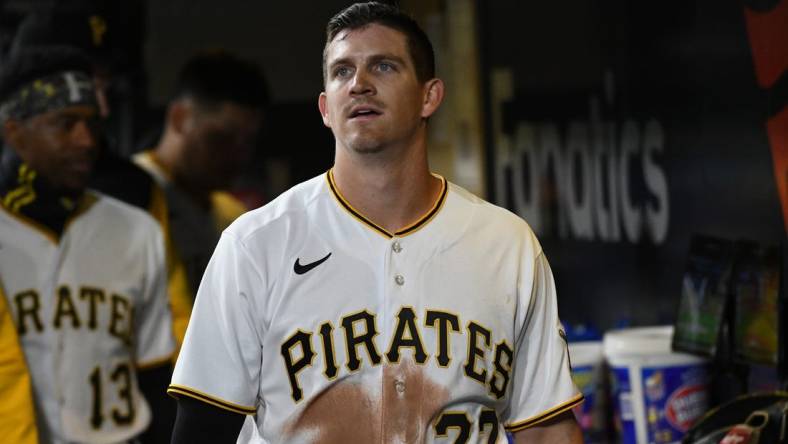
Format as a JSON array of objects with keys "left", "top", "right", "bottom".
[
  {"left": 604, "top": 326, "right": 709, "bottom": 444},
  {"left": 569, "top": 341, "right": 606, "bottom": 443}
]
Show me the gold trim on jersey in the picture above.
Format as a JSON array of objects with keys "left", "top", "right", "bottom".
[
  {"left": 0, "top": 205, "right": 57, "bottom": 243},
  {"left": 167, "top": 384, "right": 257, "bottom": 415},
  {"left": 2, "top": 164, "right": 36, "bottom": 212},
  {"left": 0, "top": 193, "right": 97, "bottom": 244},
  {"left": 504, "top": 393, "right": 584, "bottom": 432},
  {"left": 325, "top": 169, "right": 448, "bottom": 239}
]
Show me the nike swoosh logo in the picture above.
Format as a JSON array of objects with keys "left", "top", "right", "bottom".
[{"left": 294, "top": 252, "right": 332, "bottom": 275}]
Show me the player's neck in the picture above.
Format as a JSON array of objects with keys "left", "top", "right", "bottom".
[
  {"left": 332, "top": 149, "right": 441, "bottom": 234},
  {"left": 153, "top": 133, "right": 212, "bottom": 210},
  {"left": 152, "top": 131, "right": 180, "bottom": 180}
]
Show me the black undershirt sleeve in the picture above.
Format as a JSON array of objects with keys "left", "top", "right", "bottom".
[
  {"left": 136, "top": 363, "right": 176, "bottom": 443},
  {"left": 170, "top": 396, "right": 247, "bottom": 444}
]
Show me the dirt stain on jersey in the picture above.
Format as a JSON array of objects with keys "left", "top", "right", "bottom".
[{"left": 283, "top": 359, "right": 449, "bottom": 443}]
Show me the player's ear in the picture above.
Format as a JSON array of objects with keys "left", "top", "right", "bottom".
[
  {"left": 421, "top": 78, "right": 444, "bottom": 119},
  {"left": 318, "top": 92, "right": 332, "bottom": 128},
  {"left": 168, "top": 100, "right": 189, "bottom": 136}
]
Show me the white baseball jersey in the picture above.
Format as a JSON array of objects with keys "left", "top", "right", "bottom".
[
  {"left": 170, "top": 171, "right": 581, "bottom": 443},
  {"left": 0, "top": 191, "right": 175, "bottom": 444}
]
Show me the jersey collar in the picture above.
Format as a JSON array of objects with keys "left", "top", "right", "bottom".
[
  {"left": 0, "top": 148, "right": 97, "bottom": 243},
  {"left": 325, "top": 169, "right": 448, "bottom": 239}
]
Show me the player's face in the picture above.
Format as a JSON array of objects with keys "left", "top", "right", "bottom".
[
  {"left": 319, "top": 24, "right": 440, "bottom": 155},
  {"left": 5, "top": 105, "right": 100, "bottom": 194},
  {"left": 181, "top": 101, "right": 261, "bottom": 191}
]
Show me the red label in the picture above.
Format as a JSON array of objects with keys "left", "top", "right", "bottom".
[
  {"left": 665, "top": 385, "right": 707, "bottom": 431},
  {"left": 720, "top": 424, "right": 756, "bottom": 444}
]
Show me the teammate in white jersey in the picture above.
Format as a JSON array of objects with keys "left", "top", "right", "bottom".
[
  {"left": 0, "top": 46, "right": 175, "bottom": 443},
  {"left": 169, "top": 3, "right": 583, "bottom": 443}
]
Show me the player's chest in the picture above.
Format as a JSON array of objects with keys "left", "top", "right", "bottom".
[
  {"left": 261, "top": 235, "right": 521, "bottom": 408},
  {"left": 0, "top": 221, "right": 143, "bottom": 342},
  {"left": 271, "top": 232, "right": 519, "bottom": 315}
]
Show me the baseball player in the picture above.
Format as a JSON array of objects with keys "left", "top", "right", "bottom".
[
  {"left": 9, "top": 8, "right": 190, "bottom": 359},
  {"left": 0, "top": 46, "right": 175, "bottom": 443},
  {"left": 134, "top": 49, "right": 268, "bottom": 347},
  {"left": 169, "top": 3, "right": 583, "bottom": 443}
]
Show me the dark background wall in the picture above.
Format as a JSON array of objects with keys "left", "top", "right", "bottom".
[
  {"left": 481, "top": 0, "right": 785, "bottom": 329},
  {"left": 145, "top": 1, "right": 350, "bottom": 104}
]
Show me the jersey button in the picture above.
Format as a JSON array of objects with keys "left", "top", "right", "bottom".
[
  {"left": 392, "top": 240, "right": 402, "bottom": 253},
  {"left": 394, "top": 274, "right": 405, "bottom": 286}
]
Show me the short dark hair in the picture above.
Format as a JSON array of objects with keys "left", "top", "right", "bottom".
[
  {"left": 323, "top": 2, "right": 435, "bottom": 84},
  {"left": 0, "top": 45, "right": 94, "bottom": 105},
  {"left": 173, "top": 49, "right": 270, "bottom": 110}
]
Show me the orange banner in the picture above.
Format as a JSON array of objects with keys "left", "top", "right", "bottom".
[{"left": 743, "top": 0, "right": 788, "bottom": 233}]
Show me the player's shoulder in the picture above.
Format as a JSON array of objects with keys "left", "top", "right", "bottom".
[
  {"left": 448, "top": 181, "right": 535, "bottom": 233},
  {"left": 445, "top": 181, "right": 543, "bottom": 254},
  {"left": 87, "top": 190, "right": 163, "bottom": 240},
  {"left": 224, "top": 174, "right": 326, "bottom": 242}
]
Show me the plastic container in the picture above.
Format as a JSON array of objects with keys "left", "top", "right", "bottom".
[
  {"left": 604, "top": 326, "right": 709, "bottom": 444},
  {"left": 569, "top": 340, "right": 607, "bottom": 443}
]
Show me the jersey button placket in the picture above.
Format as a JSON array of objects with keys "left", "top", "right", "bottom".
[{"left": 391, "top": 238, "right": 404, "bottom": 287}]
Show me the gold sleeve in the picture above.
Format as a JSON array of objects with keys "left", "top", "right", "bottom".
[
  {"left": 167, "top": 251, "right": 193, "bottom": 354},
  {"left": 149, "top": 182, "right": 193, "bottom": 356},
  {"left": 0, "top": 284, "right": 39, "bottom": 444}
]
